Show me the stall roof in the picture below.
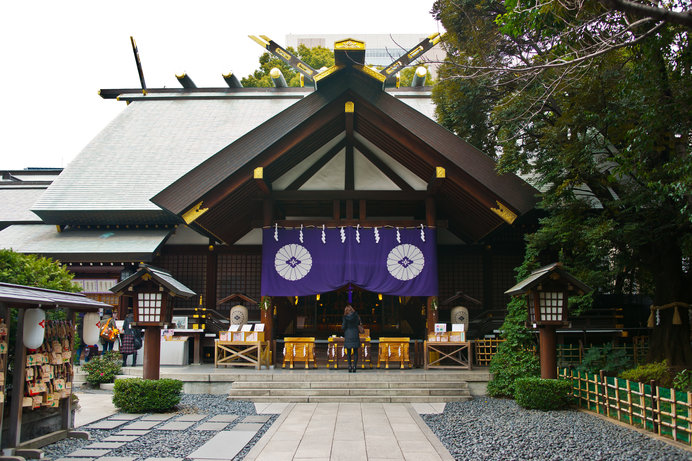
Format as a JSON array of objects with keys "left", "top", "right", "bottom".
[
  {"left": 0, "top": 282, "right": 110, "bottom": 311},
  {"left": 504, "top": 263, "right": 592, "bottom": 296},
  {"left": 111, "top": 263, "right": 195, "bottom": 298},
  {"left": 0, "top": 225, "right": 171, "bottom": 262}
]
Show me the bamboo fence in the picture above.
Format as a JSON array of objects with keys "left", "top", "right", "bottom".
[{"left": 559, "top": 367, "right": 692, "bottom": 445}]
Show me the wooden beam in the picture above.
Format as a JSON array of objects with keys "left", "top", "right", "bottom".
[
  {"left": 346, "top": 200, "right": 354, "bottom": 220},
  {"left": 359, "top": 199, "right": 366, "bottom": 220},
  {"left": 256, "top": 219, "right": 448, "bottom": 228},
  {"left": 345, "top": 144, "right": 354, "bottom": 190},
  {"left": 333, "top": 200, "right": 340, "bottom": 223},
  {"left": 273, "top": 190, "right": 427, "bottom": 201},
  {"left": 286, "top": 139, "right": 346, "bottom": 190},
  {"left": 353, "top": 139, "right": 414, "bottom": 191},
  {"left": 9, "top": 309, "right": 26, "bottom": 447}
]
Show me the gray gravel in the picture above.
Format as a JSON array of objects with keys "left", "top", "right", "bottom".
[
  {"left": 41, "top": 393, "right": 274, "bottom": 460},
  {"left": 422, "top": 398, "right": 692, "bottom": 461}
]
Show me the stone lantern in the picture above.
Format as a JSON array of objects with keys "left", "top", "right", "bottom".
[
  {"left": 111, "top": 264, "right": 195, "bottom": 379},
  {"left": 505, "top": 263, "right": 591, "bottom": 379}
]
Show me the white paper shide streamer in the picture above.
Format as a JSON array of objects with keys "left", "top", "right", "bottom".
[
  {"left": 374, "top": 227, "right": 380, "bottom": 243},
  {"left": 356, "top": 224, "right": 360, "bottom": 243},
  {"left": 274, "top": 223, "right": 278, "bottom": 242},
  {"left": 340, "top": 226, "right": 346, "bottom": 243},
  {"left": 321, "top": 225, "right": 326, "bottom": 244},
  {"left": 420, "top": 224, "right": 425, "bottom": 242},
  {"left": 299, "top": 224, "right": 304, "bottom": 243},
  {"left": 396, "top": 227, "right": 401, "bottom": 243}
]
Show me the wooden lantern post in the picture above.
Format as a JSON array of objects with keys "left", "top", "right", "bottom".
[
  {"left": 111, "top": 265, "right": 196, "bottom": 380},
  {"left": 505, "top": 263, "right": 591, "bottom": 379}
]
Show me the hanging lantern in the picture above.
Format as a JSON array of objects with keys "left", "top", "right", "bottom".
[
  {"left": 24, "top": 308, "right": 46, "bottom": 350},
  {"left": 83, "top": 312, "right": 101, "bottom": 346}
]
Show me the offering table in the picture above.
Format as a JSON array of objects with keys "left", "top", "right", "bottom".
[
  {"left": 214, "top": 340, "right": 268, "bottom": 369},
  {"left": 282, "top": 337, "right": 317, "bottom": 369},
  {"left": 327, "top": 336, "right": 372, "bottom": 369},
  {"left": 377, "top": 337, "right": 412, "bottom": 369},
  {"left": 424, "top": 337, "right": 472, "bottom": 369}
]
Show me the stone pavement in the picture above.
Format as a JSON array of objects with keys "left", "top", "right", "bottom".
[
  {"left": 244, "top": 403, "right": 453, "bottom": 461},
  {"left": 63, "top": 392, "right": 450, "bottom": 460}
]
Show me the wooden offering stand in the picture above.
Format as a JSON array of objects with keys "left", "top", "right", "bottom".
[
  {"left": 326, "top": 335, "right": 372, "bottom": 369},
  {"left": 215, "top": 329, "right": 269, "bottom": 369},
  {"left": 377, "top": 337, "right": 412, "bottom": 369},
  {"left": 424, "top": 332, "right": 472, "bottom": 369},
  {"left": 282, "top": 337, "right": 317, "bottom": 369}
]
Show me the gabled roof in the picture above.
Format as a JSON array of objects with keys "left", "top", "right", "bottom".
[
  {"left": 505, "top": 263, "right": 592, "bottom": 296},
  {"left": 111, "top": 263, "right": 195, "bottom": 298},
  {"left": 32, "top": 97, "right": 301, "bottom": 225},
  {"left": 152, "top": 65, "right": 538, "bottom": 244}
]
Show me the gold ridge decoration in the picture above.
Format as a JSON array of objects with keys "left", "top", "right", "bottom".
[
  {"left": 297, "top": 63, "right": 314, "bottom": 75},
  {"left": 436, "top": 167, "right": 446, "bottom": 178},
  {"left": 275, "top": 48, "right": 291, "bottom": 60},
  {"left": 490, "top": 200, "right": 518, "bottom": 224},
  {"left": 345, "top": 101, "right": 354, "bottom": 113},
  {"left": 314, "top": 65, "right": 343, "bottom": 82},
  {"left": 334, "top": 38, "right": 365, "bottom": 50},
  {"left": 254, "top": 167, "right": 264, "bottom": 179},
  {"left": 182, "top": 201, "right": 209, "bottom": 225},
  {"left": 385, "top": 63, "right": 401, "bottom": 75},
  {"left": 407, "top": 46, "right": 424, "bottom": 59},
  {"left": 357, "top": 65, "right": 386, "bottom": 82}
]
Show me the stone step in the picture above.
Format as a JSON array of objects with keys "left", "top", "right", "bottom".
[
  {"left": 228, "top": 387, "right": 468, "bottom": 397},
  {"left": 230, "top": 380, "right": 467, "bottom": 390},
  {"left": 227, "top": 395, "right": 472, "bottom": 403}
]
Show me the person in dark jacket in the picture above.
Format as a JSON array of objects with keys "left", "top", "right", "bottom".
[
  {"left": 342, "top": 304, "right": 362, "bottom": 373},
  {"left": 120, "top": 313, "right": 143, "bottom": 367}
]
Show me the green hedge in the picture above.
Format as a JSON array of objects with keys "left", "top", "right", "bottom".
[
  {"left": 81, "top": 351, "right": 122, "bottom": 386},
  {"left": 619, "top": 360, "right": 673, "bottom": 387},
  {"left": 514, "top": 377, "right": 573, "bottom": 411},
  {"left": 113, "top": 378, "right": 183, "bottom": 413}
]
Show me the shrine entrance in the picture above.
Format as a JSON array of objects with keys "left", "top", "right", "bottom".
[{"left": 274, "top": 286, "right": 427, "bottom": 340}]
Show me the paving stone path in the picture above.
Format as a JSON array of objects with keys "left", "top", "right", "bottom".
[{"left": 53, "top": 412, "right": 273, "bottom": 461}]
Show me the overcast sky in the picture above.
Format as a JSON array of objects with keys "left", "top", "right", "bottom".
[{"left": 1, "top": 1, "right": 442, "bottom": 170}]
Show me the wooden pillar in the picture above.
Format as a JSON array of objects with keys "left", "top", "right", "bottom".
[
  {"left": 425, "top": 196, "right": 438, "bottom": 335},
  {"left": 117, "top": 294, "right": 128, "bottom": 320},
  {"left": 8, "top": 309, "right": 27, "bottom": 447},
  {"left": 206, "top": 244, "right": 218, "bottom": 310},
  {"left": 142, "top": 326, "right": 161, "bottom": 380},
  {"left": 262, "top": 199, "right": 274, "bottom": 361},
  {"left": 426, "top": 296, "right": 438, "bottom": 335},
  {"left": 0, "top": 303, "right": 8, "bottom": 442},
  {"left": 539, "top": 325, "right": 558, "bottom": 379},
  {"left": 61, "top": 309, "right": 76, "bottom": 431}
]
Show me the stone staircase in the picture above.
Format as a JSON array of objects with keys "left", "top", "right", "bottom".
[{"left": 227, "top": 371, "right": 479, "bottom": 403}]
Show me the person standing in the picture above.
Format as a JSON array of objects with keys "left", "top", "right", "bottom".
[
  {"left": 119, "top": 313, "right": 142, "bottom": 367},
  {"left": 99, "top": 309, "right": 117, "bottom": 354},
  {"left": 342, "top": 304, "right": 362, "bottom": 373}
]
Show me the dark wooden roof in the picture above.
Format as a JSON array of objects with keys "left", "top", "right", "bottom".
[
  {"left": 152, "top": 65, "right": 538, "bottom": 244},
  {"left": 0, "top": 282, "right": 110, "bottom": 311}
]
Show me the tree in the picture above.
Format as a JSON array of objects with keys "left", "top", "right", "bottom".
[
  {"left": 0, "top": 249, "right": 80, "bottom": 292},
  {"left": 433, "top": 1, "right": 692, "bottom": 365},
  {"left": 242, "top": 44, "right": 335, "bottom": 87}
]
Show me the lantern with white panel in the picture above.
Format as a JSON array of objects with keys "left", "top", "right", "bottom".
[
  {"left": 110, "top": 264, "right": 195, "bottom": 380},
  {"left": 505, "top": 263, "right": 591, "bottom": 379}
]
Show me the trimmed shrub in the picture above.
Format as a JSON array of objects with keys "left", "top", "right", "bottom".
[
  {"left": 514, "top": 377, "right": 573, "bottom": 411},
  {"left": 113, "top": 378, "right": 183, "bottom": 413},
  {"left": 81, "top": 351, "right": 122, "bottom": 386},
  {"left": 619, "top": 360, "right": 673, "bottom": 388}
]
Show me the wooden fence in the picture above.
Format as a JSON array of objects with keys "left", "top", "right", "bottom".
[
  {"left": 559, "top": 368, "right": 692, "bottom": 445},
  {"left": 556, "top": 338, "right": 649, "bottom": 368},
  {"left": 474, "top": 338, "right": 505, "bottom": 366}
]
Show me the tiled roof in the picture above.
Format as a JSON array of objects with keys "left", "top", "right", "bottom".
[
  {"left": 0, "top": 188, "right": 45, "bottom": 223},
  {"left": 0, "top": 225, "right": 171, "bottom": 262},
  {"left": 32, "top": 97, "right": 301, "bottom": 221}
]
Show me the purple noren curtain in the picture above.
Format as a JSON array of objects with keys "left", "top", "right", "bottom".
[{"left": 261, "top": 226, "right": 437, "bottom": 296}]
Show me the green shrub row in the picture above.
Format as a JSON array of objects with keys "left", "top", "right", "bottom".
[
  {"left": 619, "top": 360, "right": 674, "bottom": 388},
  {"left": 514, "top": 377, "right": 573, "bottom": 410},
  {"left": 112, "top": 378, "right": 183, "bottom": 413},
  {"left": 81, "top": 351, "right": 122, "bottom": 386}
]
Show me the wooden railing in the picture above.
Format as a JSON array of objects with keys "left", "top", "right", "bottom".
[
  {"left": 556, "top": 338, "right": 649, "bottom": 368},
  {"left": 559, "top": 368, "right": 692, "bottom": 445},
  {"left": 474, "top": 338, "right": 505, "bottom": 366}
]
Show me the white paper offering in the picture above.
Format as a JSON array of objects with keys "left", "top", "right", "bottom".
[
  {"left": 254, "top": 323, "right": 265, "bottom": 332},
  {"left": 452, "top": 324, "right": 464, "bottom": 332},
  {"left": 241, "top": 324, "right": 253, "bottom": 332},
  {"left": 229, "top": 325, "right": 240, "bottom": 332},
  {"left": 434, "top": 323, "right": 447, "bottom": 333}
]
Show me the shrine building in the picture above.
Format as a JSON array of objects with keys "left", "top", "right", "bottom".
[{"left": 0, "top": 37, "right": 540, "bottom": 363}]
